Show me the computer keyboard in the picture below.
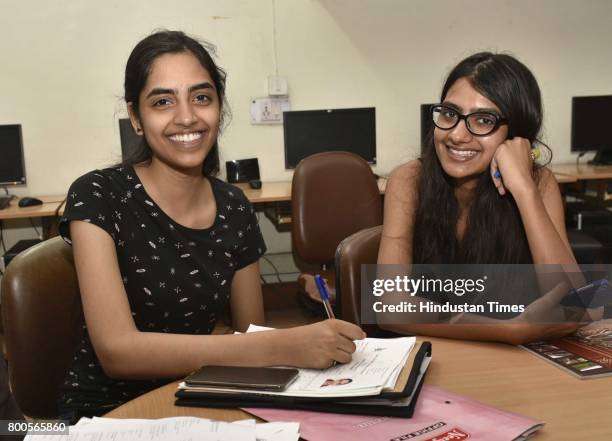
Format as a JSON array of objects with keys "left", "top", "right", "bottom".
[{"left": 0, "top": 195, "right": 12, "bottom": 209}]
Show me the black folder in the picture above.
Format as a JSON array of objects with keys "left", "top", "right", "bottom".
[{"left": 175, "top": 341, "right": 432, "bottom": 418}]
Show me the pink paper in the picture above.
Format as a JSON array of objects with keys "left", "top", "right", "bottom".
[{"left": 244, "top": 385, "right": 542, "bottom": 441}]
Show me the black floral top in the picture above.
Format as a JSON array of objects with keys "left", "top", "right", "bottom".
[{"left": 58, "top": 165, "right": 266, "bottom": 418}]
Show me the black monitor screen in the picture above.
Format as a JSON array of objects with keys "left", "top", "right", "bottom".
[
  {"left": 571, "top": 95, "right": 612, "bottom": 152},
  {"left": 0, "top": 124, "right": 26, "bottom": 186},
  {"left": 283, "top": 107, "right": 376, "bottom": 169}
]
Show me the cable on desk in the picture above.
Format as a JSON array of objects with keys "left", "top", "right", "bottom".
[
  {"left": 56, "top": 197, "right": 67, "bottom": 216},
  {"left": 577, "top": 152, "right": 586, "bottom": 166},
  {"left": 261, "top": 255, "right": 283, "bottom": 283},
  {"left": 29, "top": 218, "right": 41, "bottom": 239},
  {"left": 0, "top": 220, "right": 7, "bottom": 254},
  {"left": 0, "top": 222, "right": 4, "bottom": 274}
]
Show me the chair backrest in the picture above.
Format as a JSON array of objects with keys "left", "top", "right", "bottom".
[
  {"left": 291, "top": 151, "right": 383, "bottom": 265},
  {"left": 1, "top": 236, "right": 83, "bottom": 418},
  {"left": 335, "top": 225, "right": 383, "bottom": 332}
]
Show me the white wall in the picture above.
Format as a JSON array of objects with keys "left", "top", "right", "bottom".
[{"left": 1, "top": 0, "right": 612, "bottom": 252}]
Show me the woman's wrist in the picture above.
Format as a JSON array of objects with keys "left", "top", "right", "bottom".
[
  {"left": 263, "top": 328, "right": 298, "bottom": 366},
  {"left": 509, "top": 181, "right": 539, "bottom": 204}
]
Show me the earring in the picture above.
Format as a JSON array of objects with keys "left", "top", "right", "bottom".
[{"left": 136, "top": 127, "right": 143, "bottom": 134}]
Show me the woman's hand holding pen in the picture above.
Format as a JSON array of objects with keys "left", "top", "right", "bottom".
[
  {"left": 490, "top": 137, "right": 537, "bottom": 197},
  {"left": 280, "top": 319, "right": 366, "bottom": 370}
]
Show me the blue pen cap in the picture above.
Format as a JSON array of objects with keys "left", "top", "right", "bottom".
[{"left": 314, "top": 274, "right": 329, "bottom": 301}]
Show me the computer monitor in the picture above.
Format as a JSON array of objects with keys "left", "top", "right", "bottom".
[
  {"left": 0, "top": 124, "right": 26, "bottom": 187},
  {"left": 119, "top": 118, "right": 143, "bottom": 160},
  {"left": 283, "top": 107, "right": 376, "bottom": 169},
  {"left": 571, "top": 95, "right": 612, "bottom": 165}
]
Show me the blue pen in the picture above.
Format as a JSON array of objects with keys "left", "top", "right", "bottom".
[
  {"left": 315, "top": 274, "right": 335, "bottom": 319},
  {"left": 571, "top": 278, "right": 608, "bottom": 295}
]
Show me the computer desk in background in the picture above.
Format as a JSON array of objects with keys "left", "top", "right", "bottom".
[
  {"left": 0, "top": 195, "right": 65, "bottom": 239},
  {"left": 235, "top": 173, "right": 580, "bottom": 204},
  {"left": 551, "top": 163, "right": 612, "bottom": 201},
  {"left": 236, "top": 175, "right": 581, "bottom": 227},
  {"left": 550, "top": 163, "right": 612, "bottom": 181},
  {"left": 105, "top": 308, "right": 612, "bottom": 439},
  {"left": 234, "top": 178, "right": 387, "bottom": 227}
]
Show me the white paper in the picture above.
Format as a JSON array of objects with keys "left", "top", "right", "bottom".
[
  {"left": 182, "top": 326, "right": 416, "bottom": 398},
  {"left": 25, "top": 416, "right": 261, "bottom": 441}
]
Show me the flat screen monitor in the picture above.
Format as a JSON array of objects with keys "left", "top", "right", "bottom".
[
  {"left": 119, "top": 118, "right": 143, "bottom": 160},
  {"left": 283, "top": 107, "right": 376, "bottom": 169},
  {"left": 0, "top": 124, "right": 26, "bottom": 186},
  {"left": 571, "top": 95, "right": 612, "bottom": 164}
]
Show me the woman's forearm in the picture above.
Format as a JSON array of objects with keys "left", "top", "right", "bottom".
[
  {"left": 379, "top": 322, "right": 524, "bottom": 343},
  {"left": 514, "top": 186, "right": 576, "bottom": 264},
  {"left": 99, "top": 328, "right": 295, "bottom": 380},
  {"left": 379, "top": 321, "right": 578, "bottom": 345}
]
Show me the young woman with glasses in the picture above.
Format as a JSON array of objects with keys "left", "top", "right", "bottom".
[{"left": 377, "top": 52, "right": 581, "bottom": 344}]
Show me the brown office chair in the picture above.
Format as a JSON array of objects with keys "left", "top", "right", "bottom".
[
  {"left": 334, "top": 225, "right": 383, "bottom": 335},
  {"left": 291, "top": 151, "right": 383, "bottom": 312},
  {"left": 1, "top": 236, "right": 83, "bottom": 418}
]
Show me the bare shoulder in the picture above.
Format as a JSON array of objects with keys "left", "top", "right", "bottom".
[
  {"left": 386, "top": 160, "right": 422, "bottom": 200},
  {"left": 382, "top": 160, "right": 422, "bottom": 235},
  {"left": 389, "top": 160, "right": 422, "bottom": 182}
]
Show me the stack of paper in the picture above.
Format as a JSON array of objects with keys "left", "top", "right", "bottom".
[
  {"left": 180, "top": 336, "right": 415, "bottom": 398},
  {"left": 176, "top": 325, "right": 432, "bottom": 418},
  {"left": 23, "top": 417, "right": 300, "bottom": 441}
]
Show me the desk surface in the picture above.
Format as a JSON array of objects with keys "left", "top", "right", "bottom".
[
  {"left": 234, "top": 182, "right": 293, "bottom": 203},
  {"left": 238, "top": 174, "right": 578, "bottom": 204},
  {"left": 235, "top": 178, "right": 388, "bottom": 204},
  {"left": 0, "top": 195, "right": 65, "bottom": 220},
  {"left": 552, "top": 173, "right": 577, "bottom": 184},
  {"left": 106, "top": 311, "right": 612, "bottom": 439},
  {"left": 549, "top": 163, "right": 612, "bottom": 180}
]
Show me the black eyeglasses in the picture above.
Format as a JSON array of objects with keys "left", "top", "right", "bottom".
[{"left": 431, "top": 104, "right": 508, "bottom": 136}]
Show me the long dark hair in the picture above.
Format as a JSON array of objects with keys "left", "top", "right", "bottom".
[
  {"left": 413, "top": 52, "right": 551, "bottom": 264},
  {"left": 123, "top": 30, "right": 229, "bottom": 176}
]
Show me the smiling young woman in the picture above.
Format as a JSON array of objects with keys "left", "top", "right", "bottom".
[
  {"left": 58, "top": 30, "right": 364, "bottom": 422},
  {"left": 377, "top": 52, "right": 581, "bottom": 344}
]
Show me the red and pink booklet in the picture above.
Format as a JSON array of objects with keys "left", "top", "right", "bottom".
[{"left": 245, "top": 385, "right": 543, "bottom": 441}]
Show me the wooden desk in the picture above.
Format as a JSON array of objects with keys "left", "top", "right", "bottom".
[
  {"left": 234, "top": 182, "right": 292, "bottom": 204},
  {"left": 237, "top": 179, "right": 388, "bottom": 227},
  {"left": 234, "top": 179, "right": 388, "bottom": 204},
  {"left": 550, "top": 164, "right": 612, "bottom": 203},
  {"left": 106, "top": 311, "right": 612, "bottom": 439},
  {"left": 553, "top": 173, "right": 577, "bottom": 184},
  {"left": 0, "top": 195, "right": 65, "bottom": 239},
  {"left": 549, "top": 163, "right": 612, "bottom": 180},
  {"left": 237, "top": 174, "right": 575, "bottom": 204}
]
